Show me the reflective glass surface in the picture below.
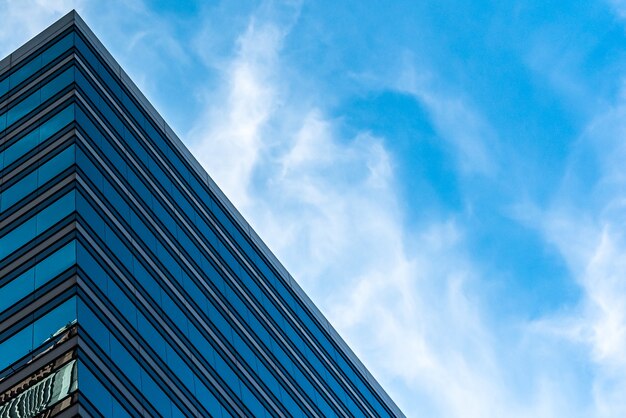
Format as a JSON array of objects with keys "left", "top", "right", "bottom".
[{"left": 0, "top": 296, "right": 76, "bottom": 371}]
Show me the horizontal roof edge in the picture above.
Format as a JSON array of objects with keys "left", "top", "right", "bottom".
[{"left": 0, "top": 10, "right": 404, "bottom": 417}]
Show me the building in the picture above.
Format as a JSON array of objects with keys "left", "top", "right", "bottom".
[{"left": 0, "top": 10, "right": 404, "bottom": 418}]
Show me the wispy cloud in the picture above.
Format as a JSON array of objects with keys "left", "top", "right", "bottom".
[
  {"left": 527, "top": 95, "right": 626, "bottom": 416},
  {"left": 0, "top": 0, "right": 81, "bottom": 57},
  {"left": 190, "top": 16, "right": 287, "bottom": 207},
  {"left": 394, "top": 62, "right": 499, "bottom": 177},
  {"left": 186, "top": 5, "right": 577, "bottom": 418}
]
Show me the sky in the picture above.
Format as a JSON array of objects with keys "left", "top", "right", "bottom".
[{"left": 3, "top": 0, "right": 626, "bottom": 416}]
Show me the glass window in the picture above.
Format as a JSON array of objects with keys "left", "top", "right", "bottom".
[
  {"left": 38, "top": 145, "right": 74, "bottom": 183},
  {"left": 77, "top": 242, "right": 108, "bottom": 293},
  {"left": 137, "top": 311, "right": 166, "bottom": 360},
  {"left": 40, "top": 33, "right": 75, "bottom": 65},
  {"left": 1, "top": 171, "right": 37, "bottom": 212},
  {"left": 0, "top": 77, "right": 8, "bottom": 99},
  {"left": 1, "top": 128, "right": 38, "bottom": 171},
  {"left": 192, "top": 375, "right": 226, "bottom": 418},
  {"left": 112, "top": 398, "right": 132, "bottom": 418},
  {"left": 109, "top": 333, "right": 141, "bottom": 388},
  {"left": 239, "top": 382, "right": 269, "bottom": 418},
  {"left": 79, "top": 362, "right": 113, "bottom": 417},
  {"left": 165, "top": 344, "right": 194, "bottom": 391},
  {"left": 76, "top": 147, "right": 104, "bottom": 192},
  {"left": 6, "top": 90, "right": 40, "bottom": 128},
  {"left": 0, "top": 217, "right": 37, "bottom": 260},
  {"left": 0, "top": 268, "right": 34, "bottom": 314},
  {"left": 33, "top": 296, "right": 77, "bottom": 345},
  {"left": 2, "top": 67, "right": 74, "bottom": 131},
  {"left": 160, "top": 291, "right": 188, "bottom": 337},
  {"left": 77, "top": 192, "right": 105, "bottom": 237},
  {"left": 9, "top": 55, "right": 42, "bottom": 89},
  {"left": 0, "top": 144, "right": 74, "bottom": 213},
  {"left": 38, "top": 104, "right": 74, "bottom": 144},
  {"left": 132, "top": 256, "right": 160, "bottom": 304},
  {"left": 77, "top": 299, "right": 110, "bottom": 353},
  {"left": 140, "top": 369, "right": 172, "bottom": 418},
  {"left": 0, "top": 296, "right": 77, "bottom": 372},
  {"left": 108, "top": 279, "right": 137, "bottom": 328},
  {"left": 0, "top": 240, "right": 76, "bottom": 308},
  {"left": 104, "top": 225, "right": 132, "bottom": 270},
  {"left": 36, "top": 189, "right": 75, "bottom": 234},
  {"left": 213, "top": 352, "right": 241, "bottom": 398},
  {"left": 39, "top": 67, "right": 74, "bottom": 101}
]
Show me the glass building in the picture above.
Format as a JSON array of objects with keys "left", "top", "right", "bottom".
[{"left": 0, "top": 10, "right": 404, "bottom": 418}]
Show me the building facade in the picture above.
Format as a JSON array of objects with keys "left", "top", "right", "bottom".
[{"left": 0, "top": 11, "right": 404, "bottom": 418}]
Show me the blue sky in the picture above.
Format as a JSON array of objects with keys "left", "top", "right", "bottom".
[{"left": 4, "top": 0, "right": 626, "bottom": 416}]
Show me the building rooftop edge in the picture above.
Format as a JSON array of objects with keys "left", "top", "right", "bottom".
[{"left": 0, "top": 10, "right": 404, "bottom": 417}]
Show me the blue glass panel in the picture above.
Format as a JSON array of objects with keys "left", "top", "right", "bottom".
[
  {"left": 38, "top": 104, "right": 74, "bottom": 140},
  {"left": 33, "top": 296, "right": 76, "bottom": 345},
  {"left": 75, "top": 105, "right": 100, "bottom": 145},
  {"left": 77, "top": 299, "right": 110, "bottom": 353},
  {"left": 79, "top": 362, "right": 113, "bottom": 417},
  {"left": 36, "top": 190, "right": 75, "bottom": 233},
  {"left": 7, "top": 32, "right": 74, "bottom": 94},
  {"left": 0, "top": 296, "right": 76, "bottom": 371},
  {"left": 123, "top": 126, "right": 148, "bottom": 165},
  {"left": 0, "top": 77, "right": 7, "bottom": 98},
  {"left": 165, "top": 344, "right": 194, "bottom": 391},
  {"left": 37, "top": 144, "right": 74, "bottom": 184},
  {"left": 109, "top": 333, "right": 141, "bottom": 388},
  {"left": 77, "top": 243, "right": 107, "bottom": 293},
  {"left": 239, "top": 382, "right": 269, "bottom": 418},
  {"left": 39, "top": 67, "right": 74, "bottom": 100},
  {"left": 75, "top": 69, "right": 101, "bottom": 113},
  {"left": 171, "top": 404, "right": 186, "bottom": 418},
  {"left": 140, "top": 369, "right": 172, "bottom": 418},
  {"left": 76, "top": 147, "right": 104, "bottom": 192},
  {"left": 187, "top": 322, "right": 216, "bottom": 366},
  {"left": 137, "top": 311, "right": 166, "bottom": 360},
  {"left": 0, "top": 144, "right": 74, "bottom": 214},
  {"left": 160, "top": 292, "right": 188, "bottom": 336},
  {"left": 108, "top": 279, "right": 137, "bottom": 328},
  {"left": 0, "top": 217, "right": 36, "bottom": 260},
  {"left": 6, "top": 90, "right": 40, "bottom": 126},
  {"left": 213, "top": 353, "right": 241, "bottom": 398},
  {"left": 1, "top": 171, "right": 37, "bottom": 211},
  {"left": 193, "top": 376, "right": 226, "bottom": 418},
  {"left": 132, "top": 256, "right": 160, "bottom": 304},
  {"left": 9, "top": 54, "right": 42, "bottom": 89},
  {"left": 3, "top": 66, "right": 75, "bottom": 130},
  {"left": 40, "top": 33, "right": 75, "bottom": 64},
  {"left": 76, "top": 192, "right": 105, "bottom": 237},
  {"left": 130, "top": 211, "right": 156, "bottom": 251},
  {"left": 33, "top": 241, "right": 76, "bottom": 288},
  {"left": 104, "top": 225, "right": 132, "bottom": 270},
  {"left": 112, "top": 398, "right": 132, "bottom": 418},
  {"left": 1, "top": 128, "right": 38, "bottom": 170},
  {"left": 0, "top": 326, "right": 32, "bottom": 371},
  {"left": 0, "top": 269, "right": 34, "bottom": 313},
  {"left": 103, "top": 178, "right": 129, "bottom": 219}
]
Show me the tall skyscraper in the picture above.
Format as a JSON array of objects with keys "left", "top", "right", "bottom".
[{"left": 0, "top": 10, "right": 404, "bottom": 418}]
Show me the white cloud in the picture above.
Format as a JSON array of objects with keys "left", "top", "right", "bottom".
[
  {"left": 189, "top": 18, "right": 286, "bottom": 208},
  {"left": 0, "top": 0, "right": 82, "bottom": 57},
  {"left": 394, "top": 63, "right": 499, "bottom": 177},
  {"left": 187, "top": 6, "right": 584, "bottom": 418},
  {"left": 526, "top": 94, "right": 626, "bottom": 417}
]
